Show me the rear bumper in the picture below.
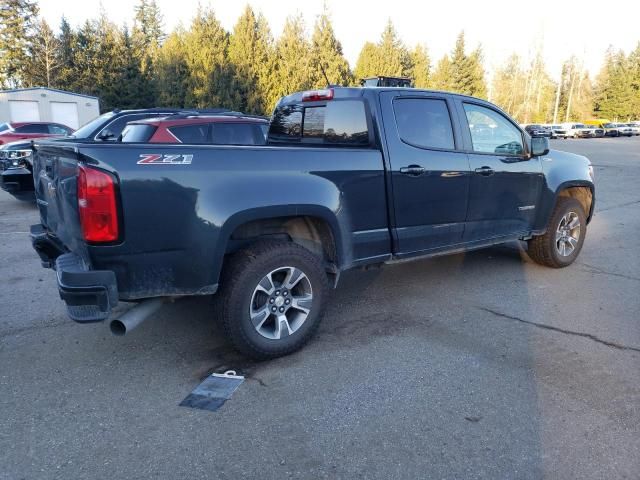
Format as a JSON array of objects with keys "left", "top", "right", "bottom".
[{"left": 30, "top": 224, "right": 118, "bottom": 323}]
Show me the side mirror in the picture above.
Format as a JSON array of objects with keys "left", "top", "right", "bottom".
[
  {"left": 531, "top": 136, "right": 549, "bottom": 157},
  {"left": 97, "top": 129, "right": 115, "bottom": 141}
]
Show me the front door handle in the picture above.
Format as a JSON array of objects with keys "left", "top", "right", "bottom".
[
  {"left": 474, "top": 166, "right": 494, "bottom": 176},
  {"left": 400, "top": 165, "right": 426, "bottom": 176}
]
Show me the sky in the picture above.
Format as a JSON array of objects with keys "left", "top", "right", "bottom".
[{"left": 38, "top": 0, "right": 640, "bottom": 80}]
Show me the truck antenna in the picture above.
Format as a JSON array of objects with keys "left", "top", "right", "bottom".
[{"left": 319, "top": 63, "right": 332, "bottom": 88}]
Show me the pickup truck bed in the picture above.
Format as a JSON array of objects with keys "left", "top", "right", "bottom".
[{"left": 30, "top": 86, "right": 595, "bottom": 358}]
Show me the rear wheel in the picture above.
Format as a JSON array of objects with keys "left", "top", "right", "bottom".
[
  {"left": 218, "top": 240, "right": 329, "bottom": 359},
  {"left": 527, "top": 197, "right": 586, "bottom": 268}
]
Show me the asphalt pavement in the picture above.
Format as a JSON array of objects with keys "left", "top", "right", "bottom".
[{"left": 1, "top": 137, "right": 639, "bottom": 479}]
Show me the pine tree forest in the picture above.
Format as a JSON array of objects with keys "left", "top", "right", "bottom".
[{"left": 1, "top": 0, "right": 638, "bottom": 121}]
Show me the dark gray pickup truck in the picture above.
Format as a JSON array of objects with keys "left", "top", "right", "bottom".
[{"left": 30, "top": 86, "right": 595, "bottom": 358}]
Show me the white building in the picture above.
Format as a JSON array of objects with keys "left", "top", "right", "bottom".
[{"left": 0, "top": 87, "right": 100, "bottom": 130}]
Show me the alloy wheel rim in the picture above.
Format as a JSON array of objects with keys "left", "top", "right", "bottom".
[
  {"left": 249, "top": 266, "right": 313, "bottom": 340},
  {"left": 555, "top": 211, "right": 580, "bottom": 256}
]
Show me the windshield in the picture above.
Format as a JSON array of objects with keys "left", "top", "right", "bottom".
[{"left": 71, "top": 112, "right": 115, "bottom": 138}]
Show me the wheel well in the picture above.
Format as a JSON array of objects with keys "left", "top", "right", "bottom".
[
  {"left": 226, "top": 216, "right": 338, "bottom": 266},
  {"left": 558, "top": 186, "right": 593, "bottom": 218}
]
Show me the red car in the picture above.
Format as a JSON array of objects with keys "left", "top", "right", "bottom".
[
  {"left": 0, "top": 121, "right": 74, "bottom": 145},
  {"left": 121, "top": 114, "right": 269, "bottom": 145}
]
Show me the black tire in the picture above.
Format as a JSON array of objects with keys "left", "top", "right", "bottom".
[
  {"left": 527, "top": 197, "right": 586, "bottom": 268},
  {"left": 218, "top": 240, "right": 329, "bottom": 359}
]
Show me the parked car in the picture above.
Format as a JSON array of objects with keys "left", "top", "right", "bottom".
[
  {"left": 523, "top": 124, "right": 551, "bottom": 137},
  {"left": 561, "top": 122, "right": 593, "bottom": 138},
  {"left": 601, "top": 122, "right": 633, "bottom": 137},
  {"left": 0, "top": 121, "right": 73, "bottom": 145},
  {"left": 591, "top": 126, "right": 606, "bottom": 138},
  {"left": 30, "top": 86, "right": 595, "bottom": 359},
  {"left": 121, "top": 114, "right": 269, "bottom": 145},
  {"left": 623, "top": 123, "right": 640, "bottom": 136},
  {"left": 550, "top": 125, "right": 569, "bottom": 139},
  {"left": 613, "top": 123, "right": 634, "bottom": 137},
  {"left": 0, "top": 108, "right": 233, "bottom": 201}
]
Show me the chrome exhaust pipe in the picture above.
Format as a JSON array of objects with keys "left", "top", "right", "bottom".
[{"left": 110, "top": 298, "right": 165, "bottom": 336}]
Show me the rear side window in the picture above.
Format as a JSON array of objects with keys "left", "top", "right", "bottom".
[
  {"left": 393, "top": 98, "right": 455, "bottom": 150},
  {"left": 269, "top": 100, "right": 369, "bottom": 146},
  {"left": 0, "top": 123, "right": 9, "bottom": 132},
  {"left": 211, "top": 123, "right": 266, "bottom": 145},
  {"left": 169, "top": 124, "right": 209, "bottom": 144},
  {"left": 14, "top": 123, "right": 49, "bottom": 134},
  {"left": 121, "top": 124, "right": 157, "bottom": 143}
]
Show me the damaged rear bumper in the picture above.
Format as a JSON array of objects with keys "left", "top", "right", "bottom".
[{"left": 30, "top": 224, "right": 118, "bottom": 322}]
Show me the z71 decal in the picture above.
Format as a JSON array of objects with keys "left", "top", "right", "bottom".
[{"left": 137, "top": 154, "right": 193, "bottom": 165}]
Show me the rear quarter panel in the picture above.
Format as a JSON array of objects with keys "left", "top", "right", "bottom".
[{"left": 76, "top": 144, "right": 388, "bottom": 299}]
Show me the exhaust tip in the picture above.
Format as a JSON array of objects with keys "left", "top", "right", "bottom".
[{"left": 110, "top": 319, "right": 127, "bottom": 336}]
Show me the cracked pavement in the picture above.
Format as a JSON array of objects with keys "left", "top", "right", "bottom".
[{"left": 1, "top": 137, "right": 639, "bottom": 479}]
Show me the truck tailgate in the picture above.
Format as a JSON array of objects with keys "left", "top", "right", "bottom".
[{"left": 33, "top": 143, "right": 88, "bottom": 259}]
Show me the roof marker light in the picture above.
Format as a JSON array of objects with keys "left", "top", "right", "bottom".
[{"left": 302, "top": 89, "right": 334, "bottom": 102}]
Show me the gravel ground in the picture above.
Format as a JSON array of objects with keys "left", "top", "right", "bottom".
[{"left": 1, "top": 137, "right": 639, "bottom": 479}]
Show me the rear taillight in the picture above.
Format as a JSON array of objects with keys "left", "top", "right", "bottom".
[{"left": 77, "top": 164, "right": 119, "bottom": 243}]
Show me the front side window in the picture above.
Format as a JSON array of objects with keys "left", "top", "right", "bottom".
[
  {"left": 393, "top": 98, "right": 455, "bottom": 150},
  {"left": 98, "top": 114, "right": 166, "bottom": 140},
  {"left": 48, "top": 124, "right": 71, "bottom": 135},
  {"left": 463, "top": 103, "right": 524, "bottom": 155}
]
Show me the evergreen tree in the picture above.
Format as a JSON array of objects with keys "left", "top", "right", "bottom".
[
  {"left": 430, "top": 55, "right": 453, "bottom": 91},
  {"left": 26, "top": 19, "right": 60, "bottom": 87},
  {"left": 131, "top": 0, "right": 165, "bottom": 105},
  {"left": 228, "top": 6, "right": 274, "bottom": 114},
  {"left": 56, "top": 17, "right": 76, "bottom": 90},
  {"left": 272, "top": 15, "right": 313, "bottom": 104},
  {"left": 353, "top": 20, "right": 411, "bottom": 83},
  {"left": 354, "top": 41, "right": 380, "bottom": 82},
  {"left": 449, "top": 32, "right": 486, "bottom": 98},
  {"left": 183, "top": 6, "right": 235, "bottom": 109},
  {"left": 376, "top": 20, "right": 411, "bottom": 77},
  {"left": 629, "top": 42, "right": 640, "bottom": 117},
  {"left": 156, "top": 28, "right": 189, "bottom": 107},
  {"left": 410, "top": 44, "right": 430, "bottom": 88},
  {"left": 310, "top": 9, "right": 352, "bottom": 88},
  {"left": 592, "top": 48, "right": 634, "bottom": 120},
  {"left": 0, "top": 0, "right": 39, "bottom": 87}
]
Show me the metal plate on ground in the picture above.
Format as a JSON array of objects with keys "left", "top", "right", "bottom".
[{"left": 179, "top": 371, "right": 244, "bottom": 412}]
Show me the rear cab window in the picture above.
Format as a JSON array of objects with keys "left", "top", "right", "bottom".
[{"left": 268, "top": 99, "right": 370, "bottom": 146}]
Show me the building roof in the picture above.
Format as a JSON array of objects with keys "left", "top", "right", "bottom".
[{"left": 0, "top": 87, "right": 98, "bottom": 100}]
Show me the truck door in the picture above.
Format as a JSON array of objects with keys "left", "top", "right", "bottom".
[
  {"left": 379, "top": 91, "right": 471, "bottom": 255},
  {"left": 455, "top": 100, "right": 544, "bottom": 242}
]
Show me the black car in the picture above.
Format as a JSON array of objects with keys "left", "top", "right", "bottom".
[
  {"left": 524, "top": 124, "right": 552, "bottom": 138},
  {"left": 0, "top": 108, "right": 233, "bottom": 201}
]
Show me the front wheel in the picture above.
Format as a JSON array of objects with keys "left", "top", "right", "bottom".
[
  {"left": 218, "top": 240, "right": 329, "bottom": 359},
  {"left": 527, "top": 197, "right": 587, "bottom": 268}
]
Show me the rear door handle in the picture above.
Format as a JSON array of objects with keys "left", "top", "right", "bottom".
[
  {"left": 399, "top": 165, "right": 426, "bottom": 176},
  {"left": 474, "top": 166, "right": 494, "bottom": 176}
]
